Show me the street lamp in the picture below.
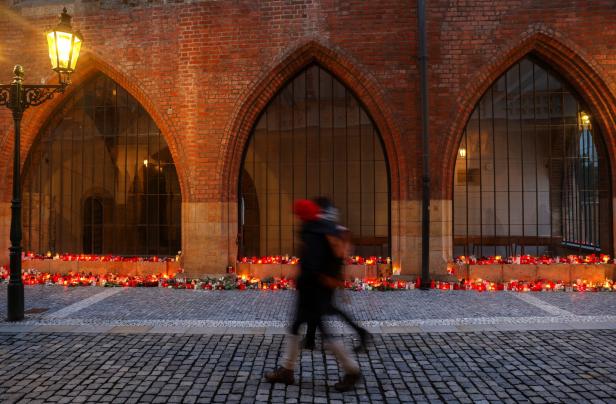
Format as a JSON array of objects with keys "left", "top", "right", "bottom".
[{"left": 0, "top": 8, "right": 83, "bottom": 321}]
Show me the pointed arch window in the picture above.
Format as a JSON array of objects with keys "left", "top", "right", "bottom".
[
  {"left": 239, "top": 64, "right": 390, "bottom": 258},
  {"left": 22, "top": 74, "right": 182, "bottom": 256},
  {"left": 453, "top": 56, "right": 611, "bottom": 257}
]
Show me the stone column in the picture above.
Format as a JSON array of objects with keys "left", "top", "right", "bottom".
[
  {"left": 182, "top": 201, "right": 237, "bottom": 278},
  {"left": 429, "top": 199, "right": 453, "bottom": 280},
  {"left": 391, "top": 198, "right": 453, "bottom": 280},
  {"left": 391, "top": 199, "right": 422, "bottom": 278}
]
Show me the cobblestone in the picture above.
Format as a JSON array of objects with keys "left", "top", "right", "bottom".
[
  {"left": 2, "top": 330, "right": 613, "bottom": 402},
  {"left": 0, "top": 285, "right": 615, "bottom": 401}
]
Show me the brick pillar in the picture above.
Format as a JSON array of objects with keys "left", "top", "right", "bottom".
[
  {"left": 391, "top": 199, "right": 453, "bottom": 280},
  {"left": 181, "top": 201, "right": 237, "bottom": 278}
]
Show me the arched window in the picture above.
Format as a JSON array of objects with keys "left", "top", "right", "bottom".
[
  {"left": 22, "top": 74, "right": 182, "bottom": 256},
  {"left": 453, "top": 56, "right": 612, "bottom": 257},
  {"left": 239, "top": 64, "right": 390, "bottom": 257}
]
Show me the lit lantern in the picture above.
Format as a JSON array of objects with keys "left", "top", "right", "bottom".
[
  {"left": 578, "top": 111, "right": 592, "bottom": 131},
  {"left": 46, "top": 8, "right": 83, "bottom": 85}
]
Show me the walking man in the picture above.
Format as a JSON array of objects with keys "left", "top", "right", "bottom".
[
  {"left": 264, "top": 199, "right": 361, "bottom": 392},
  {"left": 303, "top": 198, "right": 371, "bottom": 353}
]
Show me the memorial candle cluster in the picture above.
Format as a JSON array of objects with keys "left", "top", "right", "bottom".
[
  {"left": 455, "top": 254, "right": 612, "bottom": 265},
  {"left": 23, "top": 252, "right": 178, "bottom": 262}
]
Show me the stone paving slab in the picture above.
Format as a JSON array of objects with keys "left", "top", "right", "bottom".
[
  {"left": 264, "top": 327, "right": 287, "bottom": 335},
  {"left": 417, "top": 324, "right": 458, "bottom": 333},
  {"left": 31, "top": 325, "right": 80, "bottom": 333},
  {"left": 532, "top": 292, "right": 616, "bottom": 315},
  {"left": 148, "top": 326, "right": 190, "bottom": 334},
  {"left": 568, "top": 321, "right": 616, "bottom": 330},
  {"left": 0, "top": 324, "right": 37, "bottom": 333},
  {"left": 108, "top": 325, "right": 153, "bottom": 334},
  {"left": 3, "top": 320, "right": 615, "bottom": 335},
  {"left": 184, "top": 326, "right": 230, "bottom": 335},
  {"left": 494, "top": 322, "right": 573, "bottom": 332},
  {"left": 71, "top": 325, "right": 115, "bottom": 333},
  {"left": 4, "top": 286, "right": 616, "bottom": 326},
  {"left": 55, "top": 288, "right": 553, "bottom": 321},
  {"left": 0, "top": 330, "right": 614, "bottom": 403},
  {"left": 0, "top": 285, "right": 104, "bottom": 319},
  {"left": 381, "top": 325, "right": 422, "bottom": 333},
  {"left": 455, "top": 324, "right": 498, "bottom": 332}
]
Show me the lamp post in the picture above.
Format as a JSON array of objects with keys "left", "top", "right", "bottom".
[{"left": 1, "top": 8, "right": 83, "bottom": 321}]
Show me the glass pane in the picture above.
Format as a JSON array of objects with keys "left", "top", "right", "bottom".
[
  {"left": 240, "top": 64, "right": 390, "bottom": 257},
  {"left": 22, "top": 74, "right": 181, "bottom": 256},
  {"left": 454, "top": 56, "right": 611, "bottom": 256}
]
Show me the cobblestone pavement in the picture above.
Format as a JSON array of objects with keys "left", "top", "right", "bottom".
[
  {"left": 528, "top": 292, "right": 616, "bottom": 316},
  {"left": 0, "top": 286, "right": 103, "bottom": 318},
  {"left": 2, "top": 286, "right": 616, "bottom": 325},
  {"left": 1, "top": 330, "right": 615, "bottom": 403},
  {"left": 58, "top": 288, "right": 553, "bottom": 321},
  {"left": 1, "top": 286, "right": 616, "bottom": 402}
]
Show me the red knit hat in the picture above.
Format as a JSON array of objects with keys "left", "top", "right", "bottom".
[{"left": 293, "top": 199, "right": 320, "bottom": 222}]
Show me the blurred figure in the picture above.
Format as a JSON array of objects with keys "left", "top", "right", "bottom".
[
  {"left": 303, "top": 198, "right": 371, "bottom": 353},
  {"left": 265, "top": 199, "right": 361, "bottom": 392}
]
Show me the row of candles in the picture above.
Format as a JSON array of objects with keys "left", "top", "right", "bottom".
[
  {"left": 22, "top": 252, "right": 180, "bottom": 262},
  {"left": 23, "top": 253, "right": 612, "bottom": 266},
  {"left": 455, "top": 254, "right": 613, "bottom": 265},
  {"left": 22, "top": 253, "right": 390, "bottom": 265},
  {"left": 238, "top": 256, "right": 392, "bottom": 265},
  {"left": 1, "top": 267, "right": 614, "bottom": 292}
]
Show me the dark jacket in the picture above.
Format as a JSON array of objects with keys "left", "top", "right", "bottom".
[{"left": 296, "top": 219, "right": 338, "bottom": 291}]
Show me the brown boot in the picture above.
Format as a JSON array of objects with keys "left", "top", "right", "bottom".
[
  {"left": 334, "top": 371, "right": 361, "bottom": 392},
  {"left": 265, "top": 367, "right": 295, "bottom": 385}
]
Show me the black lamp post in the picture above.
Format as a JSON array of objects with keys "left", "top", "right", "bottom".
[{"left": 1, "top": 8, "right": 83, "bottom": 321}]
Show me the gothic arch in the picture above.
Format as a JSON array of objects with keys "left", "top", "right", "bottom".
[
  {"left": 20, "top": 71, "right": 182, "bottom": 256},
  {"left": 219, "top": 40, "right": 406, "bottom": 203},
  {"left": 0, "top": 52, "right": 188, "bottom": 202},
  {"left": 441, "top": 30, "right": 616, "bottom": 199}
]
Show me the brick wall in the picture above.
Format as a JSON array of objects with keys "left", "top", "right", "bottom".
[{"left": 0, "top": 0, "right": 615, "bottom": 275}]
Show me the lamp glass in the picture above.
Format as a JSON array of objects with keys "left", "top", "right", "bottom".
[
  {"left": 46, "top": 31, "right": 82, "bottom": 72},
  {"left": 46, "top": 32, "right": 58, "bottom": 69},
  {"left": 70, "top": 36, "right": 82, "bottom": 70}
]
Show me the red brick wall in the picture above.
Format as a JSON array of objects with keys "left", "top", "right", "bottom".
[
  {"left": 1, "top": 1, "right": 616, "bottom": 266},
  {"left": 0, "top": 1, "right": 418, "bottom": 205},
  {"left": 426, "top": 1, "right": 616, "bottom": 198}
]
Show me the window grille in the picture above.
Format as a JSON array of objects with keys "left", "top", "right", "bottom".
[
  {"left": 453, "top": 57, "right": 611, "bottom": 257},
  {"left": 22, "top": 74, "right": 182, "bottom": 256},
  {"left": 239, "top": 65, "right": 390, "bottom": 258}
]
